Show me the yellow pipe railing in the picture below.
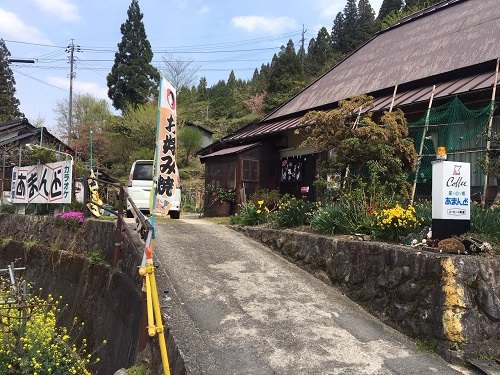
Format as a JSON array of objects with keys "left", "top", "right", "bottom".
[{"left": 139, "top": 241, "right": 170, "bottom": 375}]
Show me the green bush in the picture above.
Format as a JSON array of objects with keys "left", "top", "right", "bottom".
[
  {"left": 231, "top": 202, "right": 271, "bottom": 226},
  {"left": 248, "top": 189, "right": 281, "bottom": 210},
  {"left": 0, "top": 204, "right": 15, "bottom": 214},
  {"left": 310, "top": 203, "right": 345, "bottom": 235},
  {"left": 271, "top": 195, "right": 314, "bottom": 228}
]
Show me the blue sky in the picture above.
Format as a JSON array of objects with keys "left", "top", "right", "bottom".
[{"left": 1, "top": 0, "right": 383, "bottom": 132}]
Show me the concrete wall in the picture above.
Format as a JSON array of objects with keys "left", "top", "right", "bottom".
[{"left": 234, "top": 226, "right": 500, "bottom": 363}]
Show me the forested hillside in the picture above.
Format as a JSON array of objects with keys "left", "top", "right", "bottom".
[{"left": 176, "top": 0, "right": 442, "bottom": 141}]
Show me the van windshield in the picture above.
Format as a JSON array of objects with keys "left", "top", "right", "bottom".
[{"left": 133, "top": 163, "right": 153, "bottom": 180}]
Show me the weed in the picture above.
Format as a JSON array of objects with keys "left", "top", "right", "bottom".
[
  {"left": 89, "top": 250, "right": 103, "bottom": 265},
  {"left": 414, "top": 336, "right": 437, "bottom": 353}
]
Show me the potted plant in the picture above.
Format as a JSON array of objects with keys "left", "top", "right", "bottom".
[{"left": 204, "top": 184, "right": 236, "bottom": 217}]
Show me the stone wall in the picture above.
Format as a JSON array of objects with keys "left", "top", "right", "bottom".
[
  {"left": 234, "top": 226, "right": 500, "bottom": 363},
  {"left": 0, "top": 214, "right": 187, "bottom": 375}
]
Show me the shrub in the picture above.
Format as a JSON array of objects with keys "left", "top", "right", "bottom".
[
  {"left": 373, "top": 204, "right": 420, "bottom": 242},
  {"left": 248, "top": 189, "right": 281, "bottom": 210},
  {"left": 310, "top": 203, "right": 345, "bottom": 235},
  {"left": 271, "top": 195, "right": 314, "bottom": 228},
  {"left": 0, "top": 204, "right": 15, "bottom": 214},
  {"left": 231, "top": 200, "right": 272, "bottom": 226},
  {"left": 55, "top": 211, "right": 85, "bottom": 229}
]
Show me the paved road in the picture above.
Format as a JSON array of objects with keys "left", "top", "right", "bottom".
[{"left": 151, "top": 214, "right": 474, "bottom": 375}]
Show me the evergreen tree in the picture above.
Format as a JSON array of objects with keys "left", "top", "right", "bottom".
[
  {"left": 304, "top": 27, "right": 335, "bottom": 78},
  {"left": 264, "top": 40, "right": 304, "bottom": 112},
  {"left": 331, "top": 12, "right": 346, "bottom": 54},
  {"left": 358, "top": 0, "right": 377, "bottom": 44},
  {"left": 227, "top": 70, "right": 237, "bottom": 90},
  {"left": 377, "top": 0, "right": 403, "bottom": 20},
  {"left": 342, "top": 0, "right": 361, "bottom": 53},
  {"left": 0, "top": 39, "right": 22, "bottom": 122},
  {"left": 197, "top": 77, "right": 208, "bottom": 100},
  {"left": 107, "top": 0, "right": 159, "bottom": 112}
]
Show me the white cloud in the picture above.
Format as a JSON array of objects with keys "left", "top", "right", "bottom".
[
  {"left": 47, "top": 76, "right": 109, "bottom": 99},
  {"left": 321, "top": 4, "right": 343, "bottom": 19},
  {"left": 32, "top": 0, "right": 80, "bottom": 22},
  {"left": 0, "top": 9, "right": 50, "bottom": 44},
  {"left": 198, "top": 6, "right": 210, "bottom": 14},
  {"left": 232, "top": 15, "right": 298, "bottom": 34}
]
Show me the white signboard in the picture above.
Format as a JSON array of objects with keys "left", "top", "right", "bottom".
[
  {"left": 11, "top": 161, "right": 72, "bottom": 204},
  {"left": 432, "top": 160, "right": 470, "bottom": 220}
]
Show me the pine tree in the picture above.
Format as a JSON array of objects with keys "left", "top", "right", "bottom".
[
  {"left": 331, "top": 12, "right": 346, "bottom": 54},
  {"left": 107, "top": 0, "right": 159, "bottom": 112},
  {"left": 342, "top": 0, "right": 361, "bottom": 53},
  {"left": 227, "top": 70, "right": 237, "bottom": 90},
  {"left": 264, "top": 40, "right": 304, "bottom": 112},
  {"left": 304, "top": 27, "right": 335, "bottom": 78},
  {"left": 358, "top": 0, "right": 377, "bottom": 44},
  {"left": 377, "top": 0, "right": 403, "bottom": 20},
  {"left": 0, "top": 39, "right": 22, "bottom": 123}
]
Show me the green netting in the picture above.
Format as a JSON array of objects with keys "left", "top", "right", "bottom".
[{"left": 408, "top": 96, "right": 492, "bottom": 199}]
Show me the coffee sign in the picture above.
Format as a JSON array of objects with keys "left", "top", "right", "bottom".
[{"left": 432, "top": 161, "right": 470, "bottom": 220}]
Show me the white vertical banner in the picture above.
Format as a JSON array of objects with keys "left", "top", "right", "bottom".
[
  {"left": 153, "top": 77, "right": 179, "bottom": 216},
  {"left": 11, "top": 161, "right": 72, "bottom": 204}
]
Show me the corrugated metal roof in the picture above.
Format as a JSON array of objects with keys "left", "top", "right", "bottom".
[
  {"left": 226, "top": 71, "right": 497, "bottom": 141},
  {"left": 199, "top": 142, "right": 260, "bottom": 160},
  {"left": 266, "top": 0, "right": 500, "bottom": 121},
  {"left": 224, "top": 118, "right": 300, "bottom": 142}
]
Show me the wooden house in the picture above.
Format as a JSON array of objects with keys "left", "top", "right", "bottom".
[{"left": 199, "top": 0, "right": 500, "bottom": 211}]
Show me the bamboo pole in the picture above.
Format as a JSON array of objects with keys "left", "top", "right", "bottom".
[
  {"left": 389, "top": 85, "right": 398, "bottom": 113},
  {"left": 410, "top": 85, "right": 436, "bottom": 205},
  {"left": 481, "top": 57, "right": 500, "bottom": 206}
]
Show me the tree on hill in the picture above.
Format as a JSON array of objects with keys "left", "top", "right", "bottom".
[
  {"left": 358, "top": 0, "right": 377, "bottom": 43},
  {"left": 304, "top": 27, "right": 337, "bottom": 79},
  {"left": 54, "top": 94, "right": 113, "bottom": 166},
  {"left": 178, "top": 126, "right": 203, "bottom": 165},
  {"left": 377, "top": 0, "right": 403, "bottom": 20},
  {"left": 162, "top": 54, "right": 199, "bottom": 90},
  {"left": 107, "top": 0, "right": 159, "bottom": 112},
  {"left": 264, "top": 40, "right": 304, "bottom": 112},
  {"left": 0, "top": 39, "right": 22, "bottom": 122}
]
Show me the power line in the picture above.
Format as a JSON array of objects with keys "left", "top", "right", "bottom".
[{"left": 11, "top": 69, "right": 67, "bottom": 92}]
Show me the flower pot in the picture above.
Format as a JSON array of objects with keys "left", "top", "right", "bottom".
[{"left": 204, "top": 201, "right": 231, "bottom": 217}]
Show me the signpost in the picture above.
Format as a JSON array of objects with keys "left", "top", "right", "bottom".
[{"left": 432, "top": 160, "right": 471, "bottom": 239}]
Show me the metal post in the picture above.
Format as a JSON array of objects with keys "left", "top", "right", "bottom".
[
  {"left": 1, "top": 150, "right": 5, "bottom": 206},
  {"left": 90, "top": 128, "right": 93, "bottom": 170},
  {"left": 410, "top": 85, "right": 436, "bottom": 205},
  {"left": 481, "top": 57, "right": 500, "bottom": 206}
]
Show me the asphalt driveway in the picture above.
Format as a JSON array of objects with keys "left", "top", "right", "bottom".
[{"left": 151, "top": 214, "right": 475, "bottom": 375}]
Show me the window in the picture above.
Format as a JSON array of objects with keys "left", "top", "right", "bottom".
[{"left": 242, "top": 159, "right": 259, "bottom": 182}]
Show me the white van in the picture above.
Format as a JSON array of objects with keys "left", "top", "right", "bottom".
[{"left": 126, "top": 160, "right": 181, "bottom": 219}]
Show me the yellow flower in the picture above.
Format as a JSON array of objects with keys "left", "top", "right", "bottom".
[
  {"left": 256, "top": 209, "right": 262, "bottom": 214},
  {"left": 258, "top": 200, "right": 264, "bottom": 206}
]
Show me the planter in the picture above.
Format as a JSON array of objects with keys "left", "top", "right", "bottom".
[{"left": 204, "top": 201, "right": 231, "bottom": 217}]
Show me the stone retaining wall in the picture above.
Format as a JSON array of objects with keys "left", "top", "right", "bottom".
[
  {"left": 234, "top": 226, "right": 500, "bottom": 363},
  {"left": 0, "top": 214, "right": 187, "bottom": 375}
]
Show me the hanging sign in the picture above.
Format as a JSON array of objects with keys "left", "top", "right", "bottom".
[{"left": 11, "top": 161, "right": 72, "bottom": 204}]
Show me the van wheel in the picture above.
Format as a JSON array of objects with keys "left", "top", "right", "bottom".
[
  {"left": 169, "top": 211, "right": 180, "bottom": 219},
  {"left": 126, "top": 210, "right": 133, "bottom": 218}
]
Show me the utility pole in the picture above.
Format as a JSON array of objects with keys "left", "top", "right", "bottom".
[
  {"left": 65, "top": 39, "right": 81, "bottom": 145},
  {"left": 300, "top": 24, "right": 307, "bottom": 67}
]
